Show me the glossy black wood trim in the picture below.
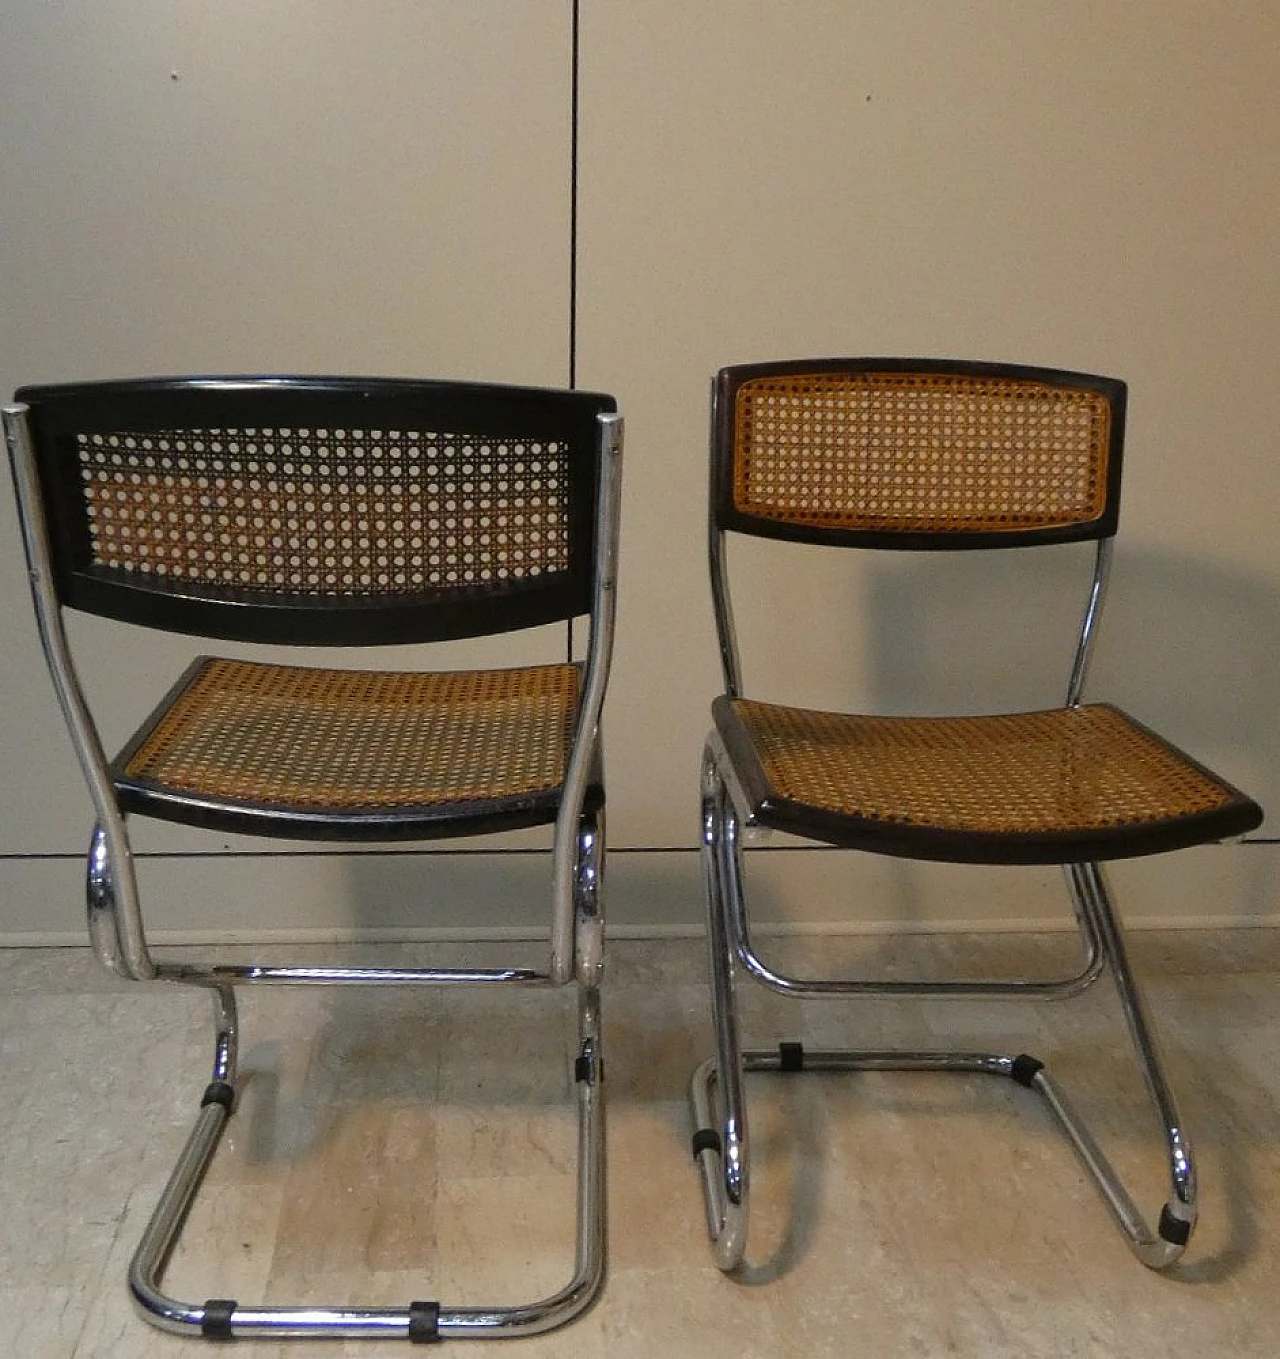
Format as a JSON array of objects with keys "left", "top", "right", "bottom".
[
  {"left": 711, "top": 696, "right": 1263, "bottom": 866},
  {"left": 16, "top": 375, "right": 614, "bottom": 644}
]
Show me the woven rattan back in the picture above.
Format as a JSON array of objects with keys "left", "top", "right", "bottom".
[
  {"left": 16, "top": 376, "right": 615, "bottom": 644},
  {"left": 714, "top": 359, "right": 1125, "bottom": 549}
]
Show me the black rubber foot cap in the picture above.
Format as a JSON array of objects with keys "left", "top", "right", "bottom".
[
  {"left": 1010, "top": 1054, "right": 1045, "bottom": 1088},
  {"left": 779, "top": 1041, "right": 805, "bottom": 1073},
  {"left": 692, "top": 1128, "right": 722, "bottom": 1159},
  {"left": 201, "top": 1080, "right": 236, "bottom": 1111},
  {"left": 201, "top": 1298, "right": 236, "bottom": 1341},
  {"left": 1158, "top": 1204, "right": 1192, "bottom": 1246},
  {"left": 409, "top": 1300, "right": 441, "bottom": 1343}
]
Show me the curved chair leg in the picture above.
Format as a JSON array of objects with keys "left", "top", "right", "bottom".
[
  {"left": 689, "top": 745, "right": 751, "bottom": 1270},
  {"left": 689, "top": 756, "right": 1197, "bottom": 1271},
  {"left": 1058, "top": 860, "right": 1196, "bottom": 1264},
  {"left": 85, "top": 812, "right": 608, "bottom": 1342},
  {"left": 128, "top": 981, "right": 606, "bottom": 1341}
]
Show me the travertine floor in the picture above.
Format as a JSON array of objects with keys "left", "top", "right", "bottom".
[{"left": 2, "top": 930, "right": 1278, "bottom": 1357}]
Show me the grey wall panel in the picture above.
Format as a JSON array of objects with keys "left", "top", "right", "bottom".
[
  {"left": 4, "top": 2, "right": 1278, "bottom": 938},
  {"left": 576, "top": 1, "right": 1280, "bottom": 859},
  {"left": 0, "top": 3, "right": 574, "bottom": 885}
]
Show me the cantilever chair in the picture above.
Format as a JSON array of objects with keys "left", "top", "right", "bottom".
[
  {"left": 689, "top": 358, "right": 1262, "bottom": 1273},
  {"left": 4, "top": 375, "right": 622, "bottom": 1343}
]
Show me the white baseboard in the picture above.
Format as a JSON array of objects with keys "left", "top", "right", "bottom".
[{"left": 1, "top": 842, "right": 1275, "bottom": 947}]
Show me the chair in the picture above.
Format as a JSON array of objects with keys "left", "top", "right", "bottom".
[
  {"left": 688, "top": 358, "right": 1262, "bottom": 1272},
  {"left": 4, "top": 374, "right": 622, "bottom": 1342}
]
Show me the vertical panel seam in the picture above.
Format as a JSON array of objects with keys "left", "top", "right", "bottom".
[{"left": 568, "top": 0, "right": 581, "bottom": 664}]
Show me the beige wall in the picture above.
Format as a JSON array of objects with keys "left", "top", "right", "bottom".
[{"left": 2, "top": 2, "right": 1276, "bottom": 941}]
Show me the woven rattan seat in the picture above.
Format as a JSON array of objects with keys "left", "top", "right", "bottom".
[
  {"left": 717, "top": 698, "right": 1256, "bottom": 862},
  {"left": 6, "top": 375, "right": 622, "bottom": 1343},
  {"left": 688, "top": 358, "right": 1263, "bottom": 1279},
  {"left": 116, "top": 657, "right": 598, "bottom": 838}
]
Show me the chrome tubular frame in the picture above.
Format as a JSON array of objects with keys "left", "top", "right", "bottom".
[
  {"left": 128, "top": 982, "right": 605, "bottom": 1340},
  {"left": 81, "top": 809, "right": 609, "bottom": 1343},
  {"left": 87, "top": 822, "right": 130, "bottom": 979},
  {"left": 708, "top": 386, "right": 744, "bottom": 700},
  {"left": 6, "top": 404, "right": 156, "bottom": 983},
  {"left": 689, "top": 736, "right": 1198, "bottom": 1271},
  {"left": 1067, "top": 538, "right": 1113, "bottom": 707},
  {"left": 4, "top": 401, "right": 623, "bottom": 1339},
  {"left": 552, "top": 412, "right": 623, "bottom": 984},
  {"left": 691, "top": 747, "right": 750, "bottom": 1267},
  {"left": 703, "top": 735, "right": 1105, "bottom": 1003},
  {"left": 575, "top": 809, "right": 606, "bottom": 988},
  {"left": 693, "top": 489, "right": 1193, "bottom": 1267}
]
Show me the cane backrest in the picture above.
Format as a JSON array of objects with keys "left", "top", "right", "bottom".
[
  {"left": 16, "top": 375, "right": 613, "bottom": 644},
  {"left": 713, "top": 359, "right": 1123, "bottom": 549}
]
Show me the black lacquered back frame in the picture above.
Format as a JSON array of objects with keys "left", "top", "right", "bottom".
[
  {"left": 15, "top": 375, "right": 616, "bottom": 645},
  {"left": 713, "top": 358, "right": 1126, "bottom": 551}
]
